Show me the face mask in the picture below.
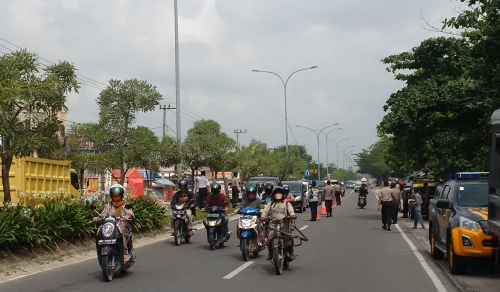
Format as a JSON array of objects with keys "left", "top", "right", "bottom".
[
  {"left": 247, "top": 193, "right": 256, "bottom": 200},
  {"left": 111, "top": 196, "right": 121, "bottom": 202},
  {"left": 275, "top": 193, "right": 283, "bottom": 200}
]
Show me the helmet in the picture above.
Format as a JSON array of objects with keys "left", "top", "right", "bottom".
[
  {"left": 282, "top": 184, "right": 290, "bottom": 195},
  {"left": 256, "top": 182, "right": 264, "bottom": 190},
  {"left": 264, "top": 183, "right": 274, "bottom": 195},
  {"left": 361, "top": 178, "right": 368, "bottom": 184},
  {"left": 272, "top": 186, "right": 284, "bottom": 201},
  {"left": 211, "top": 183, "right": 221, "bottom": 195},
  {"left": 246, "top": 185, "right": 257, "bottom": 200},
  {"left": 311, "top": 180, "right": 317, "bottom": 187},
  {"left": 178, "top": 179, "right": 188, "bottom": 191},
  {"left": 109, "top": 184, "right": 124, "bottom": 202}
]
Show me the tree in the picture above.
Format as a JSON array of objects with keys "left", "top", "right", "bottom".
[
  {"left": 128, "top": 126, "right": 161, "bottom": 187},
  {"left": 209, "top": 132, "right": 236, "bottom": 195},
  {"left": 269, "top": 147, "right": 306, "bottom": 180},
  {"left": 83, "top": 79, "right": 162, "bottom": 184},
  {"left": 158, "top": 136, "right": 181, "bottom": 170},
  {"left": 355, "top": 138, "right": 390, "bottom": 182},
  {"left": 0, "top": 50, "right": 79, "bottom": 202},
  {"left": 237, "top": 140, "right": 274, "bottom": 180},
  {"left": 330, "top": 168, "right": 357, "bottom": 183}
]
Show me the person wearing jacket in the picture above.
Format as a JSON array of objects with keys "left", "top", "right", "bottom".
[
  {"left": 261, "top": 186, "right": 297, "bottom": 260},
  {"left": 333, "top": 181, "right": 342, "bottom": 206},
  {"left": 322, "top": 180, "right": 335, "bottom": 217},
  {"left": 171, "top": 179, "right": 195, "bottom": 236},
  {"left": 308, "top": 180, "right": 321, "bottom": 221},
  {"left": 237, "top": 185, "right": 263, "bottom": 245}
]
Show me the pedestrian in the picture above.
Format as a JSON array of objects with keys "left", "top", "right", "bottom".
[
  {"left": 333, "top": 180, "right": 342, "bottom": 206},
  {"left": 231, "top": 172, "right": 240, "bottom": 204},
  {"left": 197, "top": 171, "right": 210, "bottom": 208},
  {"left": 308, "top": 180, "right": 321, "bottom": 221},
  {"left": 412, "top": 188, "right": 426, "bottom": 229},
  {"left": 322, "top": 180, "right": 335, "bottom": 217},
  {"left": 390, "top": 182, "right": 400, "bottom": 224},
  {"left": 378, "top": 181, "right": 396, "bottom": 231}
]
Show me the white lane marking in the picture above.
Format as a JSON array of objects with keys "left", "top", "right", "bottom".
[
  {"left": 299, "top": 225, "right": 308, "bottom": 231},
  {"left": 343, "top": 190, "right": 355, "bottom": 199},
  {"left": 395, "top": 224, "right": 447, "bottom": 292},
  {"left": 223, "top": 261, "right": 254, "bottom": 279}
]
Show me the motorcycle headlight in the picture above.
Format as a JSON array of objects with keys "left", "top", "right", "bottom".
[
  {"left": 208, "top": 221, "right": 217, "bottom": 226},
  {"left": 241, "top": 218, "right": 253, "bottom": 228},
  {"left": 459, "top": 216, "right": 480, "bottom": 232},
  {"left": 295, "top": 196, "right": 302, "bottom": 202},
  {"left": 102, "top": 223, "right": 115, "bottom": 237}
]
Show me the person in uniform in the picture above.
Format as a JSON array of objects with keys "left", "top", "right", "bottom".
[
  {"left": 333, "top": 180, "right": 342, "bottom": 206},
  {"left": 322, "top": 180, "right": 335, "bottom": 217},
  {"left": 378, "top": 181, "right": 395, "bottom": 231}
]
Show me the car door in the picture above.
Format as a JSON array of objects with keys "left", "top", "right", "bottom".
[{"left": 438, "top": 185, "right": 451, "bottom": 242}]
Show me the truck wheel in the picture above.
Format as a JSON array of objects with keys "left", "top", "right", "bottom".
[
  {"left": 448, "top": 239, "right": 466, "bottom": 275},
  {"left": 430, "top": 227, "right": 444, "bottom": 260}
]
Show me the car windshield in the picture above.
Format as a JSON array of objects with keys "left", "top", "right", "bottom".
[
  {"left": 285, "top": 183, "right": 302, "bottom": 193},
  {"left": 457, "top": 183, "right": 489, "bottom": 207},
  {"left": 247, "top": 178, "right": 279, "bottom": 187},
  {"left": 316, "top": 181, "right": 325, "bottom": 189}
]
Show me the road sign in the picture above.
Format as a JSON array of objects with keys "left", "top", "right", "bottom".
[
  {"left": 304, "top": 169, "right": 310, "bottom": 177},
  {"left": 309, "top": 169, "right": 318, "bottom": 174}
]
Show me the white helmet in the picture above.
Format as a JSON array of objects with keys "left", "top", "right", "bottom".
[{"left": 361, "top": 178, "right": 367, "bottom": 184}]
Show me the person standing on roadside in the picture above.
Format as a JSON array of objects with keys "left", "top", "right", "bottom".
[
  {"left": 390, "top": 182, "right": 400, "bottom": 224},
  {"left": 308, "top": 180, "right": 321, "bottom": 221},
  {"left": 412, "top": 188, "right": 426, "bottom": 229},
  {"left": 322, "top": 180, "right": 335, "bottom": 217},
  {"left": 231, "top": 172, "right": 240, "bottom": 204},
  {"left": 378, "top": 181, "right": 395, "bottom": 231},
  {"left": 333, "top": 180, "right": 342, "bottom": 206},
  {"left": 197, "top": 171, "right": 210, "bottom": 208}
]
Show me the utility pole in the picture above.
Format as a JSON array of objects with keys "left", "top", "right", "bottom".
[
  {"left": 234, "top": 129, "right": 247, "bottom": 150},
  {"left": 160, "top": 105, "right": 176, "bottom": 138},
  {"left": 174, "top": 0, "right": 182, "bottom": 177}
]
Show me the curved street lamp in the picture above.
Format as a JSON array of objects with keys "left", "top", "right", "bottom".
[
  {"left": 322, "top": 128, "right": 342, "bottom": 178},
  {"left": 253, "top": 66, "right": 318, "bottom": 150},
  {"left": 297, "top": 123, "right": 339, "bottom": 180}
]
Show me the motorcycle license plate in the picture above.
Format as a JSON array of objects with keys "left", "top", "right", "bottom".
[
  {"left": 175, "top": 211, "right": 185, "bottom": 215},
  {"left": 207, "top": 214, "right": 219, "bottom": 218}
]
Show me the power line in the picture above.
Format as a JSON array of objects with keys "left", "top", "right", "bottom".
[{"left": 287, "top": 122, "right": 299, "bottom": 145}]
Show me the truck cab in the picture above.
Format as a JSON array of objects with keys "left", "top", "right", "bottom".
[{"left": 428, "top": 172, "right": 496, "bottom": 274}]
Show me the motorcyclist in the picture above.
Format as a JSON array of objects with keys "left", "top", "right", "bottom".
[
  {"left": 171, "top": 179, "right": 195, "bottom": 236},
  {"left": 203, "top": 183, "right": 230, "bottom": 235},
  {"left": 261, "top": 186, "right": 297, "bottom": 261},
  {"left": 283, "top": 184, "right": 291, "bottom": 199},
  {"left": 261, "top": 182, "right": 274, "bottom": 203},
  {"left": 94, "top": 184, "right": 135, "bottom": 263},
  {"left": 359, "top": 178, "right": 369, "bottom": 202},
  {"left": 256, "top": 182, "right": 265, "bottom": 199},
  {"left": 237, "top": 185, "right": 263, "bottom": 245}
]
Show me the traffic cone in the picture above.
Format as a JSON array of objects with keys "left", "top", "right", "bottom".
[
  {"left": 316, "top": 209, "right": 320, "bottom": 220},
  {"left": 321, "top": 201, "right": 327, "bottom": 215}
]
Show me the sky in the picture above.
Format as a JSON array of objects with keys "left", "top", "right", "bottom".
[{"left": 0, "top": 0, "right": 462, "bottom": 169}]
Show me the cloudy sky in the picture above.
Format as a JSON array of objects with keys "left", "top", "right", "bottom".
[{"left": 0, "top": 0, "right": 461, "bottom": 168}]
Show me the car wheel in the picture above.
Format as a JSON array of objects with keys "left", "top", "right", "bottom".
[
  {"left": 430, "top": 227, "right": 444, "bottom": 260},
  {"left": 448, "top": 238, "right": 466, "bottom": 275}
]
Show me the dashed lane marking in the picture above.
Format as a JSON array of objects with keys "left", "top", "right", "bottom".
[
  {"left": 299, "top": 225, "right": 308, "bottom": 231},
  {"left": 223, "top": 261, "right": 254, "bottom": 279}
]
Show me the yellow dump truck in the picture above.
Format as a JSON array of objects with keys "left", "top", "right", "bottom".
[{"left": 0, "top": 156, "right": 81, "bottom": 206}]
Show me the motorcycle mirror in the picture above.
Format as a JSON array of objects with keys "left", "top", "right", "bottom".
[
  {"left": 90, "top": 204, "right": 97, "bottom": 210},
  {"left": 124, "top": 203, "right": 132, "bottom": 209}
]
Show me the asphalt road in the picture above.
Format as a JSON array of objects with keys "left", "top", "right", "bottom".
[{"left": 1, "top": 188, "right": 460, "bottom": 292}]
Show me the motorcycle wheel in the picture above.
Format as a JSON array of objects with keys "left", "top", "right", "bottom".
[
  {"left": 241, "top": 238, "right": 250, "bottom": 261},
  {"left": 101, "top": 254, "right": 115, "bottom": 282},
  {"left": 209, "top": 233, "right": 216, "bottom": 250},
  {"left": 174, "top": 225, "right": 182, "bottom": 246},
  {"left": 284, "top": 259, "right": 290, "bottom": 269},
  {"left": 219, "top": 241, "right": 225, "bottom": 248},
  {"left": 273, "top": 247, "right": 283, "bottom": 275},
  {"left": 185, "top": 235, "right": 191, "bottom": 243}
]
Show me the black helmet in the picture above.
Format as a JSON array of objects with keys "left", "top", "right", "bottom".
[
  {"left": 178, "top": 180, "right": 188, "bottom": 191},
  {"left": 109, "top": 184, "right": 125, "bottom": 198},
  {"left": 211, "top": 183, "right": 221, "bottom": 195},
  {"left": 264, "top": 183, "right": 274, "bottom": 195},
  {"left": 311, "top": 180, "right": 317, "bottom": 187},
  {"left": 271, "top": 186, "right": 284, "bottom": 201},
  {"left": 256, "top": 182, "right": 264, "bottom": 190}
]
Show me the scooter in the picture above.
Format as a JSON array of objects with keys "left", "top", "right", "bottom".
[
  {"left": 203, "top": 201, "right": 231, "bottom": 250},
  {"left": 172, "top": 199, "right": 196, "bottom": 246},
  {"left": 237, "top": 207, "right": 264, "bottom": 261},
  {"left": 358, "top": 195, "right": 367, "bottom": 208},
  {"left": 91, "top": 204, "right": 136, "bottom": 282}
]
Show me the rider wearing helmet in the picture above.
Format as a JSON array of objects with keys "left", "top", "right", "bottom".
[
  {"left": 283, "top": 184, "right": 291, "bottom": 199},
  {"left": 171, "top": 180, "right": 195, "bottom": 236},
  {"left": 256, "top": 182, "right": 265, "bottom": 199},
  {"left": 261, "top": 186, "right": 297, "bottom": 260},
  {"left": 262, "top": 182, "right": 274, "bottom": 202},
  {"left": 359, "top": 178, "right": 369, "bottom": 202},
  {"left": 94, "top": 184, "right": 135, "bottom": 262},
  {"left": 237, "top": 185, "right": 263, "bottom": 245},
  {"left": 203, "top": 183, "right": 230, "bottom": 235}
]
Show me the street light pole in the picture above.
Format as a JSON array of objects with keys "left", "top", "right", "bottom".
[
  {"left": 297, "top": 123, "right": 339, "bottom": 181},
  {"left": 253, "top": 66, "right": 318, "bottom": 150},
  {"left": 328, "top": 138, "right": 349, "bottom": 171},
  {"left": 323, "top": 128, "right": 342, "bottom": 178},
  {"left": 339, "top": 146, "right": 354, "bottom": 169},
  {"left": 174, "top": 0, "right": 182, "bottom": 177}
]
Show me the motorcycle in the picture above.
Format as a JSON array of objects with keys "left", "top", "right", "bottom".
[
  {"left": 202, "top": 201, "right": 231, "bottom": 250},
  {"left": 237, "top": 207, "right": 264, "bottom": 261},
  {"left": 358, "top": 195, "right": 367, "bottom": 208},
  {"left": 91, "top": 204, "right": 135, "bottom": 282},
  {"left": 172, "top": 199, "right": 196, "bottom": 246},
  {"left": 266, "top": 217, "right": 308, "bottom": 275}
]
